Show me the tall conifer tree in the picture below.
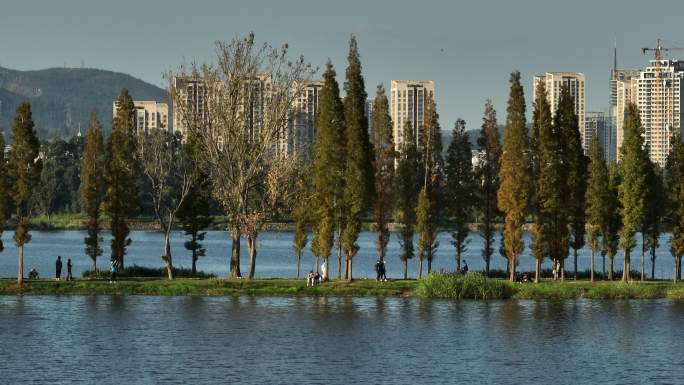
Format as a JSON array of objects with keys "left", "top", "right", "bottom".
[
  {"left": 643, "top": 163, "right": 664, "bottom": 280},
  {"left": 475, "top": 101, "right": 501, "bottom": 276},
  {"left": 311, "top": 62, "right": 345, "bottom": 281},
  {"left": 559, "top": 88, "right": 588, "bottom": 280},
  {"left": 618, "top": 103, "right": 649, "bottom": 281},
  {"left": 395, "top": 120, "right": 420, "bottom": 279},
  {"left": 416, "top": 97, "right": 442, "bottom": 275},
  {"left": 585, "top": 138, "right": 610, "bottom": 282},
  {"left": 371, "top": 84, "right": 394, "bottom": 263},
  {"left": 80, "top": 112, "right": 106, "bottom": 271},
  {"left": 530, "top": 81, "right": 556, "bottom": 282},
  {"left": 667, "top": 133, "right": 684, "bottom": 282},
  {"left": 602, "top": 163, "right": 622, "bottom": 280},
  {"left": 341, "top": 36, "right": 373, "bottom": 281},
  {"left": 8, "top": 103, "right": 41, "bottom": 284},
  {"left": 445, "top": 118, "right": 475, "bottom": 272},
  {"left": 498, "top": 71, "right": 529, "bottom": 282},
  {"left": 104, "top": 89, "right": 140, "bottom": 268}
]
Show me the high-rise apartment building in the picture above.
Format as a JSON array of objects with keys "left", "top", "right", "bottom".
[
  {"left": 533, "top": 72, "right": 586, "bottom": 149},
  {"left": 390, "top": 80, "right": 435, "bottom": 151},
  {"left": 636, "top": 59, "right": 684, "bottom": 167},
  {"left": 365, "top": 98, "right": 374, "bottom": 139},
  {"left": 286, "top": 80, "right": 323, "bottom": 158},
  {"left": 172, "top": 76, "right": 208, "bottom": 139},
  {"left": 614, "top": 74, "right": 639, "bottom": 159},
  {"left": 585, "top": 111, "right": 615, "bottom": 162},
  {"left": 112, "top": 100, "right": 169, "bottom": 135}
]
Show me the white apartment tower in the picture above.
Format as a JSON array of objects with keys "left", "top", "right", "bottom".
[
  {"left": 636, "top": 59, "right": 684, "bottom": 167},
  {"left": 614, "top": 74, "right": 639, "bottom": 159},
  {"left": 172, "top": 76, "right": 207, "bottom": 139},
  {"left": 533, "top": 72, "right": 586, "bottom": 150},
  {"left": 287, "top": 80, "right": 323, "bottom": 158},
  {"left": 390, "top": 80, "right": 435, "bottom": 151},
  {"left": 112, "top": 100, "right": 169, "bottom": 135}
]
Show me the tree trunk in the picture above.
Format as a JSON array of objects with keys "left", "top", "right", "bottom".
[
  {"left": 296, "top": 251, "right": 301, "bottom": 279},
  {"left": 674, "top": 256, "right": 681, "bottom": 283},
  {"left": 346, "top": 258, "right": 353, "bottom": 282},
  {"left": 403, "top": 259, "right": 408, "bottom": 280},
  {"left": 640, "top": 235, "right": 645, "bottom": 282},
  {"left": 162, "top": 229, "right": 174, "bottom": 280},
  {"left": 427, "top": 255, "right": 432, "bottom": 275},
  {"left": 602, "top": 252, "right": 606, "bottom": 280},
  {"left": 418, "top": 259, "right": 423, "bottom": 279},
  {"left": 574, "top": 249, "right": 578, "bottom": 280},
  {"left": 608, "top": 255, "right": 614, "bottom": 281},
  {"left": 678, "top": 256, "right": 682, "bottom": 281},
  {"left": 324, "top": 257, "right": 330, "bottom": 281},
  {"left": 590, "top": 248, "right": 595, "bottom": 283},
  {"left": 622, "top": 249, "right": 630, "bottom": 282},
  {"left": 560, "top": 259, "right": 565, "bottom": 282},
  {"left": 509, "top": 256, "right": 516, "bottom": 282},
  {"left": 651, "top": 250, "right": 656, "bottom": 281},
  {"left": 94, "top": 258, "right": 97, "bottom": 273},
  {"left": 337, "top": 238, "right": 342, "bottom": 280},
  {"left": 192, "top": 251, "right": 197, "bottom": 277},
  {"left": 534, "top": 258, "right": 541, "bottom": 283},
  {"left": 247, "top": 234, "right": 257, "bottom": 279},
  {"left": 456, "top": 248, "right": 461, "bottom": 273},
  {"left": 230, "top": 231, "right": 241, "bottom": 278},
  {"left": 17, "top": 245, "right": 24, "bottom": 285}
]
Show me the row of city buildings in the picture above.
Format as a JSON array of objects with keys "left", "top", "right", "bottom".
[{"left": 114, "top": 53, "right": 684, "bottom": 168}]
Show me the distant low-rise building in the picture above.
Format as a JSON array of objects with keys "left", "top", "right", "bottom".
[{"left": 113, "top": 100, "right": 168, "bottom": 135}]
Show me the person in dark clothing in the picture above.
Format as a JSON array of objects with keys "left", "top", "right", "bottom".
[
  {"left": 109, "top": 260, "right": 118, "bottom": 283},
  {"left": 55, "top": 256, "right": 63, "bottom": 281},
  {"left": 374, "top": 260, "right": 382, "bottom": 281},
  {"left": 462, "top": 260, "right": 469, "bottom": 274},
  {"left": 66, "top": 258, "right": 73, "bottom": 281},
  {"left": 380, "top": 259, "right": 387, "bottom": 282}
]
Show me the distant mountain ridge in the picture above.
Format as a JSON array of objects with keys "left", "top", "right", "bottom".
[{"left": 0, "top": 66, "right": 167, "bottom": 140}]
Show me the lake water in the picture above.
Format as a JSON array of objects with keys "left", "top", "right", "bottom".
[
  {"left": 0, "top": 230, "right": 679, "bottom": 279},
  {"left": 1, "top": 296, "right": 683, "bottom": 384}
]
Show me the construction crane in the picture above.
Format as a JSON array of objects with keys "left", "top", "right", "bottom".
[{"left": 641, "top": 39, "right": 684, "bottom": 165}]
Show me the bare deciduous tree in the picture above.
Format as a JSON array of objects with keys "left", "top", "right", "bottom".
[
  {"left": 169, "top": 33, "right": 314, "bottom": 278},
  {"left": 137, "top": 130, "right": 194, "bottom": 279}
]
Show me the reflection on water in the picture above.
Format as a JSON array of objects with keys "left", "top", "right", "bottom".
[{"left": 1, "top": 296, "right": 683, "bottom": 384}]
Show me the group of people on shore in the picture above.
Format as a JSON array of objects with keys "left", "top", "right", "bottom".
[
  {"left": 53, "top": 256, "right": 73, "bottom": 281},
  {"left": 31, "top": 256, "right": 120, "bottom": 283},
  {"left": 306, "top": 270, "right": 322, "bottom": 286},
  {"left": 374, "top": 259, "right": 387, "bottom": 282}
]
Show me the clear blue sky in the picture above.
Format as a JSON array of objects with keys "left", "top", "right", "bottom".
[{"left": 3, "top": 0, "right": 684, "bottom": 130}]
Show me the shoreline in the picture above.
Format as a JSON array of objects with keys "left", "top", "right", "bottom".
[{"left": 2, "top": 278, "right": 684, "bottom": 299}]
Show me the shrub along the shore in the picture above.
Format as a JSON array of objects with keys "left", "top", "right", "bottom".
[
  {"left": 81, "top": 265, "right": 216, "bottom": 279},
  {"left": 415, "top": 273, "right": 515, "bottom": 299}
]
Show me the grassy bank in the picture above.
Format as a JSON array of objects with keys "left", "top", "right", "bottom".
[
  {"left": 0, "top": 278, "right": 417, "bottom": 296},
  {"left": 2, "top": 275, "right": 684, "bottom": 299}
]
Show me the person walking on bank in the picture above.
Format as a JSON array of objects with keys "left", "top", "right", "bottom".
[
  {"left": 380, "top": 259, "right": 387, "bottom": 282},
  {"left": 55, "top": 256, "right": 63, "bottom": 281},
  {"left": 66, "top": 258, "right": 73, "bottom": 281},
  {"left": 109, "top": 260, "right": 118, "bottom": 283}
]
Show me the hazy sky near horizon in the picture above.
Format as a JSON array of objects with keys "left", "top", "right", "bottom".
[{"left": 3, "top": 0, "right": 684, "bottom": 129}]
